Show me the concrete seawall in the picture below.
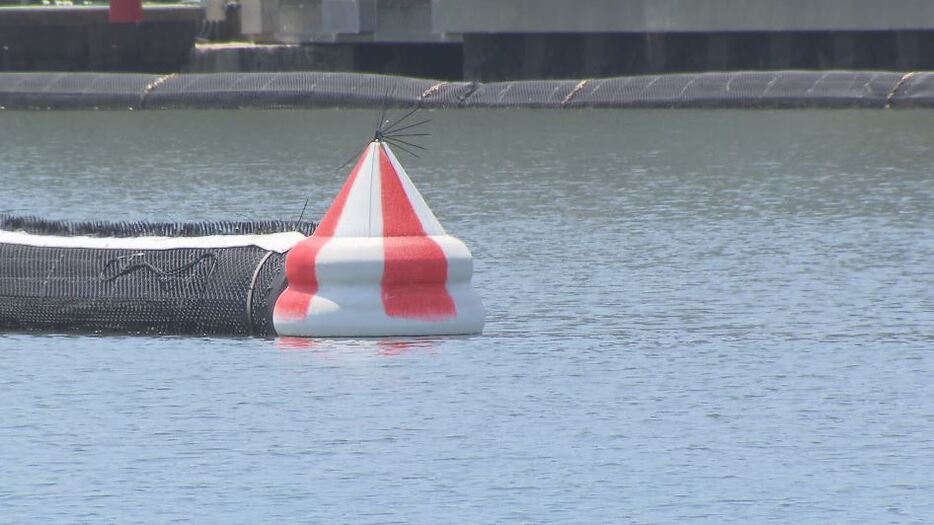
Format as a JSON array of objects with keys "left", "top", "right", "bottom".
[
  {"left": 4, "top": 3, "right": 934, "bottom": 82},
  {"left": 0, "top": 6, "right": 200, "bottom": 73},
  {"left": 1, "top": 71, "right": 932, "bottom": 110}
]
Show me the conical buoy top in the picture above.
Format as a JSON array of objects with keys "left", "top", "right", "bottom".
[{"left": 273, "top": 141, "right": 485, "bottom": 337}]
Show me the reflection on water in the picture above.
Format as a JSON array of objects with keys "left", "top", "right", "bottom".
[
  {"left": 1, "top": 109, "right": 933, "bottom": 523},
  {"left": 274, "top": 336, "right": 442, "bottom": 356}
]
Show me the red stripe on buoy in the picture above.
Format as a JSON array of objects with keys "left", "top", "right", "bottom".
[
  {"left": 274, "top": 146, "right": 369, "bottom": 320},
  {"left": 379, "top": 145, "right": 426, "bottom": 237},
  {"left": 378, "top": 145, "right": 455, "bottom": 320},
  {"left": 274, "top": 236, "right": 326, "bottom": 320}
]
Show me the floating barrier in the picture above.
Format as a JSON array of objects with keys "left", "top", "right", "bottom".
[
  {"left": 1, "top": 70, "right": 933, "bottom": 110},
  {"left": 0, "top": 72, "right": 161, "bottom": 110},
  {"left": 0, "top": 141, "right": 484, "bottom": 337},
  {"left": 0, "top": 216, "right": 313, "bottom": 336}
]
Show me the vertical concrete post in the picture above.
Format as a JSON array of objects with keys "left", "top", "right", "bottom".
[
  {"left": 895, "top": 31, "right": 920, "bottom": 70},
  {"left": 645, "top": 33, "right": 666, "bottom": 73},
  {"left": 582, "top": 34, "right": 634, "bottom": 77},
  {"left": 520, "top": 34, "right": 548, "bottom": 79},
  {"left": 768, "top": 32, "right": 794, "bottom": 69},
  {"left": 706, "top": 33, "right": 730, "bottom": 71},
  {"left": 832, "top": 32, "right": 856, "bottom": 68}
]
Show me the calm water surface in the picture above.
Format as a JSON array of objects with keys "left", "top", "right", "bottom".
[{"left": 0, "top": 109, "right": 933, "bottom": 523}]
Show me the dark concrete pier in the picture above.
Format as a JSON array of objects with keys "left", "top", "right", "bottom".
[
  {"left": 0, "top": 6, "right": 200, "bottom": 72},
  {"left": 2, "top": 1, "right": 934, "bottom": 80},
  {"left": 231, "top": 0, "right": 934, "bottom": 80}
]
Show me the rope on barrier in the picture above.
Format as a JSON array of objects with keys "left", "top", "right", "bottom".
[
  {"left": 886, "top": 71, "right": 916, "bottom": 109},
  {"left": 562, "top": 79, "right": 590, "bottom": 106},
  {"left": 141, "top": 73, "right": 177, "bottom": 109}
]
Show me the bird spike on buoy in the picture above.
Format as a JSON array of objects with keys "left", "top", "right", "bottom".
[{"left": 272, "top": 135, "right": 485, "bottom": 337}]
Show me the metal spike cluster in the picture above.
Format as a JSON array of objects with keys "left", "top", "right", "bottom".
[
  {"left": 374, "top": 105, "right": 430, "bottom": 159},
  {"left": 298, "top": 103, "right": 431, "bottom": 222}
]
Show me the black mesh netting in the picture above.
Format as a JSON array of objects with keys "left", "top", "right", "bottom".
[
  {"left": 461, "top": 80, "right": 583, "bottom": 108},
  {"left": 566, "top": 71, "right": 904, "bottom": 108},
  {"left": 1, "top": 70, "right": 930, "bottom": 110},
  {"left": 418, "top": 81, "right": 478, "bottom": 108},
  {"left": 0, "top": 72, "right": 160, "bottom": 110},
  {"left": 888, "top": 72, "right": 934, "bottom": 108},
  {"left": 0, "top": 215, "right": 315, "bottom": 238},
  {"left": 0, "top": 217, "right": 316, "bottom": 337},
  {"left": 144, "top": 72, "right": 475, "bottom": 109}
]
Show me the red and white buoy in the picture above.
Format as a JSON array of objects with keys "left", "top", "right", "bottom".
[{"left": 273, "top": 140, "right": 485, "bottom": 337}]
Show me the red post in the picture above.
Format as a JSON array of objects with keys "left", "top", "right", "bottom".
[{"left": 109, "top": 0, "right": 142, "bottom": 23}]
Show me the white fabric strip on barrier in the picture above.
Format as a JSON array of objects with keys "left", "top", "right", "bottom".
[{"left": 0, "top": 230, "right": 307, "bottom": 253}]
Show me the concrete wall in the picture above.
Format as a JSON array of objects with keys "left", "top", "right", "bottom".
[
  {"left": 432, "top": 0, "right": 934, "bottom": 81},
  {"left": 269, "top": 0, "right": 454, "bottom": 43},
  {"left": 0, "top": 6, "right": 201, "bottom": 73},
  {"left": 256, "top": 0, "right": 934, "bottom": 42},
  {"left": 433, "top": 0, "right": 934, "bottom": 33},
  {"left": 4, "top": 2, "right": 933, "bottom": 80},
  {"left": 462, "top": 31, "right": 934, "bottom": 81},
  {"left": 185, "top": 41, "right": 462, "bottom": 79},
  {"left": 233, "top": 0, "right": 934, "bottom": 80}
]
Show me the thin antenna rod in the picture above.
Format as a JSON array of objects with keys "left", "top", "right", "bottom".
[
  {"left": 385, "top": 136, "right": 426, "bottom": 151},
  {"left": 297, "top": 197, "right": 309, "bottom": 222},
  {"left": 375, "top": 108, "right": 387, "bottom": 138},
  {"left": 381, "top": 132, "right": 430, "bottom": 139},
  {"left": 375, "top": 89, "right": 390, "bottom": 139},
  {"left": 383, "top": 106, "right": 421, "bottom": 134},
  {"left": 294, "top": 139, "right": 370, "bottom": 223},
  {"left": 384, "top": 118, "right": 431, "bottom": 135},
  {"left": 335, "top": 139, "right": 373, "bottom": 173},
  {"left": 383, "top": 139, "right": 420, "bottom": 159}
]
